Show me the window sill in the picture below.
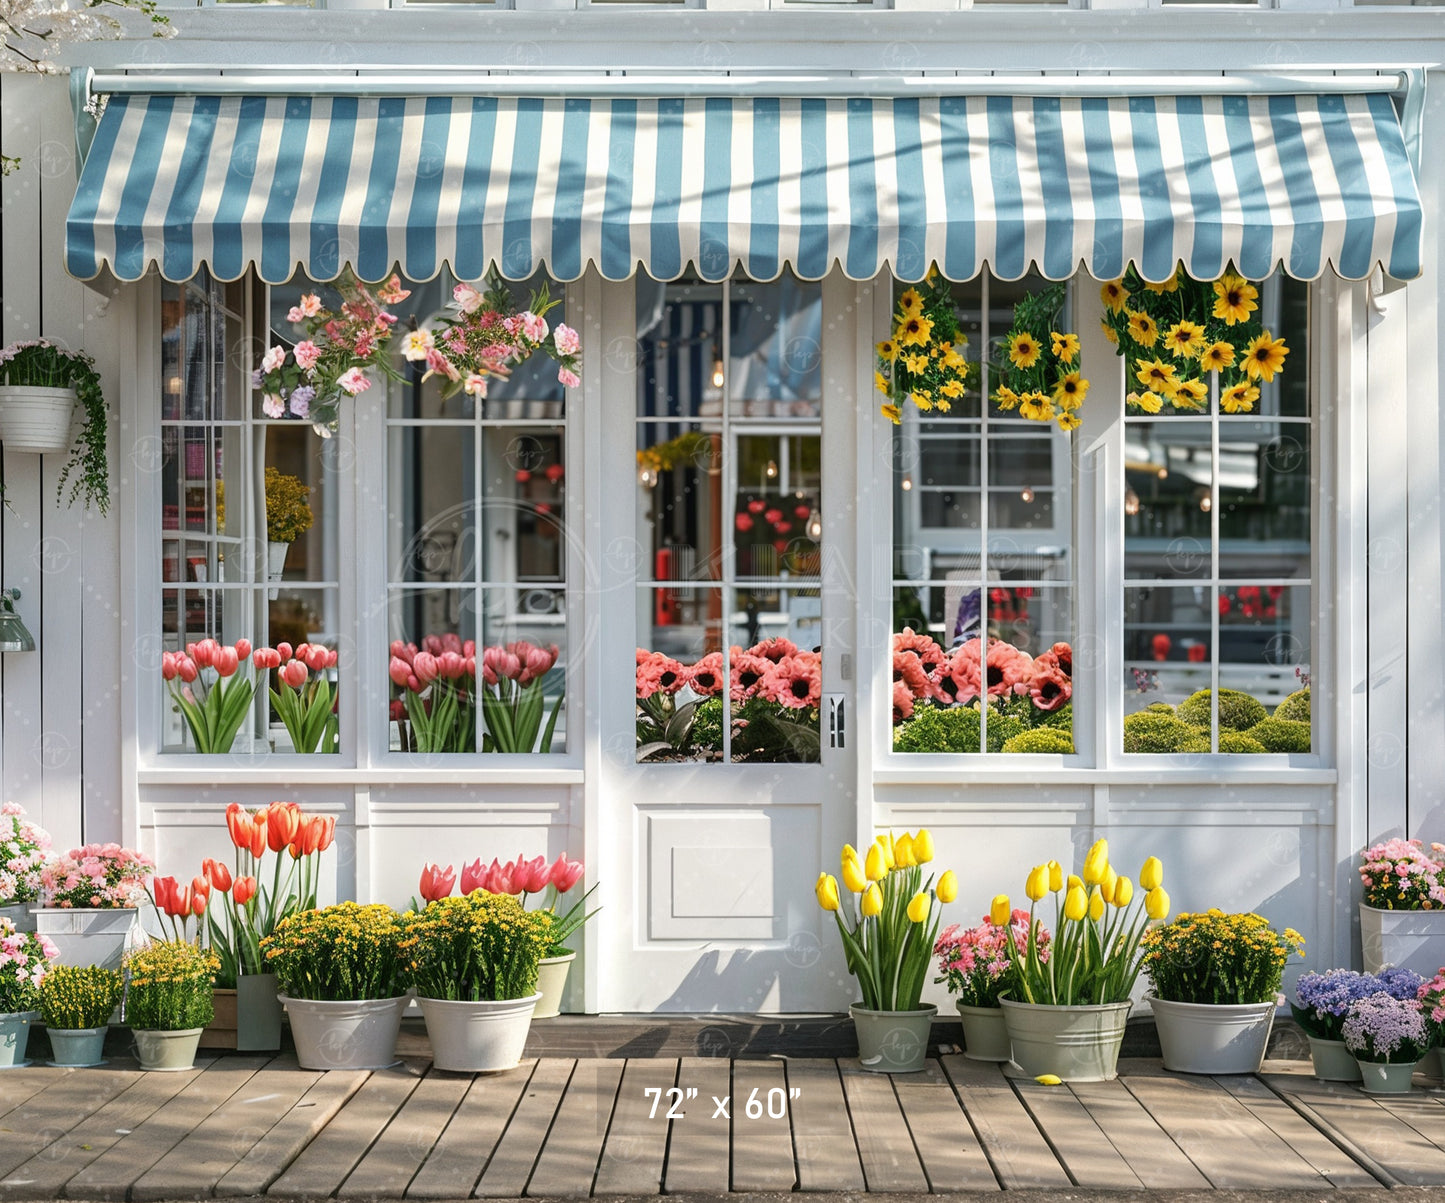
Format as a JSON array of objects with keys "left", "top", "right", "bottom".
[
  {"left": 872, "top": 757, "right": 1335, "bottom": 787},
  {"left": 138, "top": 761, "right": 585, "bottom": 786}
]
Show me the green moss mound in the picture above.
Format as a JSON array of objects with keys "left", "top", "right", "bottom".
[
  {"left": 1247, "top": 717, "right": 1312, "bottom": 753},
  {"left": 1177, "top": 688, "right": 1268, "bottom": 732},
  {"left": 1038, "top": 702, "right": 1074, "bottom": 731},
  {"left": 1218, "top": 730, "right": 1268, "bottom": 754},
  {"left": 1001, "top": 728, "right": 1075, "bottom": 754},
  {"left": 1274, "top": 688, "right": 1311, "bottom": 724},
  {"left": 1146, "top": 702, "right": 1177, "bottom": 716},
  {"left": 1123, "top": 710, "right": 1209, "bottom": 753}
]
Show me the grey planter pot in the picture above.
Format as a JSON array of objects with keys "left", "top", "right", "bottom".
[
  {"left": 31, "top": 907, "right": 139, "bottom": 971},
  {"left": 956, "top": 1002, "right": 1011, "bottom": 1062},
  {"left": 1149, "top": 994, "right": 1280, "bottom": 1075},
  {"left": 1000, "top": 996, "right": 1132, "bottom": 1082},
  {"left": 419, "top": 993, "right": 542, "bottom": 1072},
  {"left": 1307, "top": 1035, "right": 1363, "bottom": 1082},
  {"left": 1357, "top": 1058, "right": 1419, "bottom": 1094},
  {"left": 0, "top": 1010, "right": 36, "bottom": 1069},
  {"left": 134, "top": 1026, "right": 203, "bottom": 1072},
  {"left": 533, "top": 953, "right": 575, "bottom": 1019},
  {"left": 47, "top": 1025, "right": 108, "bottom": 1067},
  {"left": 0, "top": 903, "right": 36, "bottom": 933},
  {"left": 850, "top": 1003, "right": 936, "bottom": 1074},
  {"left": 281, "top": 993, "right": 407, "bottom": 1071},
  {"left": 1360, "top": 904, "right": 1445, "bottom": 977}
]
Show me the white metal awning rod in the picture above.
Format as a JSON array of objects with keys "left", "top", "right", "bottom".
[{"left": 86, "top": 68, "right": 1411, "bottom": 101}]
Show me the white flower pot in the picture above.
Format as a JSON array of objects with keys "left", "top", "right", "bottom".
[
  {"left": 47, "top": 1025, "right": 108, "bottom": 1067},
  {"left": 31, "top": 907, "right": 141, "bottom": 971},
  {"left": 1149, "top": 994, "right": 1280, "bottom": 1075},
  {"left": 850, "top": 1003, "right": 936, "bottom": 1074},
  {"left": 0, "top": 385, "right": 77, "bottom": 453},
  {"left": 1307, "top": 1035, "right": 1363, "bottom": 1082},
  {"left": 0, "top": 903, "right": 35, "bottom": 933},
  {"left": 267, "top": 541, "right": 289, "bottom": 599},
  {"left": 281, "top": 993, "right": 407, "bottom": 1071},
  {"left": 956, "top": 1002, "right": 1011, "bottom": 1062},
  {"left": 1359, "top": 904, "right": 1445, "bottom": 976},
  {"left": 418, "top": 993, "right": 542, "bottom": 1072},
  {"left": 1357, "top": 1058, "right": 1420, "bottom": 1094},
  {"left": 1000, "top": 996, "right": 1132, "bottom": 1083},
  {"left": 0, "top": 1010, "right": 36, "bottom": 1069},
  {"left": 533, "top": 952, "right": 575, "bottom": 1019},
  {"left": 133, "top": 1026, "right": 203, "bottom": 1072}
]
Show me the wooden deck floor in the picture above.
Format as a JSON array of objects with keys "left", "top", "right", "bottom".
[{"left": 0, "top": 1052, "right": 1441, "bottom": 1198}]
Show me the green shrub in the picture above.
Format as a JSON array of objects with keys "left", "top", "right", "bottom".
[
  {"left": 1218, "top": 730, "right": 1268, "bottom": 754},
  {"left": 40, "top": 965, "right": 123, "bottom": 1030},
  {"left": 1001, "top": 728, "right": 1075, "bottom": 754},
  {"left": 1177, "top": 689, "right": 1268, "bottom": 732},
  {"left": 690, "top": 697, "right": 724, "bottom": 751},
  {"left": 123, "top": 941, "right": 218, "bottom": 1031},
  {"left": 1146, "top": 702, "right": 1177, "bottom": 716},
  {"left": 893, "top": 703, "right": 1026, "bottom": 753},
  {"left": 1179, "top": 735, "right": 1212, "bottom": 753},
  {"left": 1037, "top": 702, "right": 1074, "bottom": 731},
  {"left": 1275, "top": 688, "right": 1311, "bottom": 724},
  {"left": 1247, "top": 717, "right": 1312, "bottom": 753},
  {"left": 1123, "top": 711, "right": 1208, "bottom": 753}
]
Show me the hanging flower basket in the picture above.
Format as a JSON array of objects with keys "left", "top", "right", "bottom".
[{"left": 0, "top": 385, "right": 77, "bottom": 453}]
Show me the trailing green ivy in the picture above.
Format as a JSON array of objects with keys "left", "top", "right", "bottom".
[{"left": 0, "top": 339, "right": 110, "bottom": 513}]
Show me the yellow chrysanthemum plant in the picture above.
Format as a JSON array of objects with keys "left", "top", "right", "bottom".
[
  {"left": 999, "top": 839, "right": 1170, "bottom": 1006},
  {"left": 1100, "top": 264, "right": 1289, "bottom": 417},
  {"left": 875, "top": 273, "right": 972, "bottom": 425},
  {"left": 816, "top": 829, "right": 958, "bottom": 1011},
  {"left": 991, "top": 283, "right": 1089, "bottom": 433}
]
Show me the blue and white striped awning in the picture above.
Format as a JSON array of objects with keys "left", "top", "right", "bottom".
[{"left": 65, "top": 92, "right": 1423, "bottom": 285}]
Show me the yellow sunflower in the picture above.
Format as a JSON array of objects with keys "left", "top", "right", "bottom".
[
  {"left": 1019, "top": 392, "right": 1054, "bottom": 423},
  {"left": 1163, "top": 321, "right": 1206, "bottom": 360},
  {"left": 1100, "top": 280, "right": 1128, "bottom": 314},
  {"left": 1008, "top": 332, "right": 1042, "bottom": 369},
  {"left": 1198, "top": 340, "right": 1236, "bottom": 371},
  {"left": 1051, "top": 331, "right": 1081, "bottom": 365},
  {"left": 1171, "top": 378, "right": 1209, "bottom": 409},
  {"left": 994, "top": 385, "right": 1021, "bottom": 411},
  {"left": 1053, "top": 372, "right": 1089, "bottom": 409},
  {"left": 1145, "top": 267, "right": 1181, "bottom": 293},
  {"left": 1212, "top": 274, "right": 1259, "bottom": 325},
  {"left": 1243, "top": 332, "right": 1289, "bottom": 383},
  {"left": 1101, "top": 321, "right": 1119, "bottom": 345},
  {"left": 881, "top": 403, "right": 902, "bottom": 425},
  {"left": 898, "top": 288, "right": 924, "bottom": 319},
  {"left": 1134, "top": 358, "right": 1178, "bottom": 395},
  {"left": 1056, "top": 410, "right": 1082, "bottom": 432},
  {"left": 876, "top": 339, "right": 900, "bottom": 363},
  {"left": 1126, "top": 311, "right": 1159, "bottom": 348},
  {"left": 1220, "top": 383, "right": 1260, "bottom": 414},
  {"left": 874, "top": 371, "right": 891, "bottom": 396},
  {"left": 1127, "top": 390, "right": 1164, "bottom": 415},
  {"left": 898, "top": 314, "right": 934, "bottom": 348}
]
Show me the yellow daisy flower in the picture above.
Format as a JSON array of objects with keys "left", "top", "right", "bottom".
[
  {"left": 904, "top": 353, "right": 930, "bottom": 375},
  {"left": 1212, "top": 274, "right": 1259, "bottom": 325},
  {"left": 994, "top": 385, "right": 1020, "bottom": 411},
  {"left": 1051, "top": 331, "right": 1081, "bottom": 366},
  {"left": 1145, "top": 267, "right": 1181, "bottom": 293},
  {"left": 898, "top": 314, "right": 934, "bottom": 348},
  {"left": 1243, "top": 332, "right": 1289, "bottom": 383},
  {"left": 940, "top": 378, "right": 966, "bottom": 400},
  {"left": 1019, "top": 391, "right": 1054, "bottom": 423},
  {"left": 874, "top": 371, "right": 891, "bottom": 396},
  {"left": 1127, "top": 390, "right": 1164, "bottom": 414},
  {"left": 880, "top": 403, "right": 902, "bottom": 425},
  {"left": 1100, "top": 280, "right": 1127, "bottom": 314},
  {"left": 1056, "top": 410, "right": 1082, "bottom": 432},
  {"left": 1052, "top": 371, "right": 1089, "bottom": 408},
  {"left": 1008, "top": 332, "right": 1041, "bottom": 369},
  {"left": 1126, "top": 311, "right": 1159, "bottom": 348},
  {"left": 876, "top": 339, "right": 899, "bottom": 363},
  {"left": 1199, "top": 340, "right": 1236, "bottom": 371},
  {"left": 1220, "top": 383, "right": 1260, "bottom": 414},
  {"left": 898, "top": 288, "right": 924, "bottom": 319},
  {"left": 1134, "top": 358, "right": 1178, "bottom": 394},
  {"left": 1163, "top": 321, "right": 1206, "bottom": 360}
]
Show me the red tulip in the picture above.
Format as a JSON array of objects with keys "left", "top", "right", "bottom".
[
  {"left": 548, "top": 854, "right": 584, "bottom": 893},
  {"left": 213, "top": 646, "right": 241, "bottom": 677},
  {"left": 189, "top": 639, "right": 217, "bottom": 668},
  {"left": 267, "top": 803, "right": 300, "bottom": 853},
  {"left": 489, "top": 858, "right": 517, "bottom": 896},
  {"left": 516, "top": 855, "right": 551, "bottom": 894},
  {"left": 234, "top": 639, "right": 252, "bottom": 661},
  {"left": 232, "top": 876, "right": 257, "bottom": 906},
  {"left": 459, "top": 858, "right": 485, "bottom": 894},
  {"left": 202, "top": 857, "right": 232, "bottom": 892},
  {"left": 162, "top": 652, "right": 178, "bottom": 682},
  {"left": 281, "top": 660, "right": 309, "bottom": 689},
  {"left": 304, "top": 644, "right": 329, "bottom": 672},
  {"left": 413, "top": 652, "right": 440, "bottom": 685},
  {"left": 389, "top": 656, "right": 413, "bottom": 689},
  {"left": 173, "top": 883, "right": 193, "bottom": 918},
  {"left": 192, "top": 890, "right": 208, "bottom": 917},
  {"left": 192, "top": 874, "right": 211, "bottom": 905},
  {"left": 390, "top": 640, "right": 412, "bottom": 664},
  {"left": 437, "top": 651, "right": 466, "bottom": 680},
  {"left": 249, "top": 812, "right": 267, "bottom": 859},
  {"left": 326, "top": 649, "right": 338, "bottom": 668},
  {"left": 225, "top": 803, "right": 251, "bottom": 850},
  {"left": 153, "top": 874, "right": 178, "bottom": 914},
  {"left": 419, "top": 863, "right": 456, "bottom": 903},
  {"left": 316, "top": 815, "right": 336, "bottom": 853},
  {"left": 176, "top": 656, "right": 199, "bottom": 683}
]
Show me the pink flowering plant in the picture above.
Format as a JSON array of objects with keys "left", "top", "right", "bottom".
[
  {"left": 262, "top": 642, "right": 340, "bottom": 754},
  {"left": 416, "top": 852, "right": 598, "bottom": 957},
  {"left": 0, "top": 916, "right": 59, "bottom": 1014},
  {"left": 162, "top": 638, "right": 259, "bottom": 753},
  {"left": 253, "top": 273, "right": 411, "bottom": 436},
  {"left": 1359, "top": 838, "right": 1445, "bottom": 910},
  {"left": 0, "top": 801, "right": 51, "bottom": 905},
  {"left": 636, "top": 638, "right": 821, "bottom": 763},
  {"left": 41, "top": 843, "right": 153, "bottom": 909},
  {"left": 1342, "top": 991, "right": 1431, "bottom": 1064},
  {"left": 934, "top": 909, "right": 1048, "bottom": 1009},
  {"left": 404, "top": 273, "right": 582, "bottom": 402}
]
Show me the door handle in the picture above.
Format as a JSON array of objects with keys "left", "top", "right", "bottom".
[{"left": 826, "top": 693, "right": 845, "bottom": 749}]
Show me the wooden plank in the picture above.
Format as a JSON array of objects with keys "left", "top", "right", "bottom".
[
  {"left": 473, "top": 1059, "right": 574, "bottom": 1199},
  {"left": 214, "top": 1070, "right": 370, "bottom": 1198},
  {"left": 130, "top": 1058, "right": 322, "bottom": 1201},
  {"left": 341, "top": 1072, "right": 470, "bottom": 1199},
  {"left": 1068, "top": 1078, "right": 1212, "bottom": 1191},
  {"left": 0, "top": 1064, "right": 205, "bottom": 1200},
  {"left": 939, "top": 1055, "right": 1071, "bottom": 1190},
  {"left": 728, "top": 1059, "right": 796, "bottom": 1193},
  {"left": 890, "top": 1059, "right": 999, "bottom": 1192},
  {"left": 0, "top": 1063, "right": 149, "bottom": 1178},
  {"left": 660, "top": 1057, "right": 730, "bottom": 1195},
  {"left": 835, "top": 1059, "right": 927, "bottom": 1192},
  {"left": 1216, "top": 1074, "right": 1381, "bottom": 1188},
  {"left": 1012, "top": 1076, "right": 1144, "bottom": 1190},
  {"left": 0, "top": 1065, "right": 69, "bottom": 1120},
  {"left": 266, "top": 1063, "right": 426, "bottom": 1199},
  {"left": 1122, "top": 1070, "right": 1331, "bottom": 1190},
  {"left": 406, "top": 1064, "right": 535, "bottom": 1200},
  {"left": 1259, "top": 1074, "right": 1422, "bottom": 1186},
  {"left": 65, "top": 1057, "right": 269, "bottom": 1201},
  {"left": 784, "top": 1059, "right": 865, "bottom": 1193},
  {"left": 591, "top": 1059, "right": 678, "bottom": 1196},
  {"left": 524, "top": 1058, "right": 624, "bottom": 1198}
]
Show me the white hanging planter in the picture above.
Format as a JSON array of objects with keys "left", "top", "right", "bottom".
[
  {"left": 0, "top": 385, "right": 77, "bottom": 453},
  {"left": 267, "top": 541, "right": 290, "bottom": 600}
]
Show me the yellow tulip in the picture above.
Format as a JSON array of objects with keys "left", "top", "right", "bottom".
[
  {"left": 1083, "top": 838, "right": 1110, "bottom": 886},
  {"left": 913, "top": 829, "right": 935, "bottom": 864},
  {"left": 1035, "top": 1074, "right": 1063, "bottom": 1086},
  {"left": 936, "top": 870, "right": 958, "bottom": 903},
  {"left": 895, "top": 834, "right": 916, "bottom": 868},
  {"left": 862, "top": 883, "right": 884, "bottom": 918},
  {"left": 1113, "top": 875, "right": 1134, "bottom": 907},
  {"left": 990, "top": 894, "right": 1011, "bottom": 926},
  {"left": 1064, "top": 884, "right": 1088, "bottom": 922},
  {"left": 1089, "top": 889, "right": 1105, "bottom": 921},
  {"left": 841, "top": 854, "right": 867, "bottom": 894},
  {"left": 1101, "top": 867, "right": 1119, "bottom": 905},
  {"left": 877, "top": 833, "right": 896, "bottom": 871},
  {"left": 842, "top": 844, "right": 859, "bottom": 870},
  {"left": 1067, "top": 874, "right": 1083, "bottom": 893},
  {"left": 1145, "top": 886, "right": 1171, "bottom": 921},
  {"left": 1140, "top": 856, "right": 1164, "bottom": 891},
  {"left": 865, "top": 843, "right": 886, "bottom": 882},
  {"left": 815, "top": 873, "right": 840, "bottom": 912},
  {"left": 1047, "top": 860, "right": 1063, "bottom": 892},
  {"left": 907, "top": 892, "right": 930, "bottom": 923},
  {"left": 1025, "top": 864, "right": 1050, "bottom": 902}
]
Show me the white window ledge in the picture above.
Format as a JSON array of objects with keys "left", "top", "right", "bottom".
[{"left": 137, "top": 764, "right": 585, "bottom": 786}]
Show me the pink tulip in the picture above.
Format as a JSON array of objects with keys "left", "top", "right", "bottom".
[
  {"left": 176, "top": 656, "right": 199, "bottom": 683},
  {"left": 518, "top": 644, "right": 555, "bottom": 685},
  {"left": 234, "top": 639, "right": 252, "bottom": 661},
  {"left": 389, "top": 656, "right": 413, "bottom": 689},
  {"left": 162, "top": 652, "right": 178, "bottom": 682},
  {"left": 489, "top": 858, "right": 517, "bottom": 895},
  {"left": 390, "top": 640, "right": 414, "bottom": 665},
  {"left": 549, "top": 854, "right": 584, "bottom": 893},
  {"left": 437, "top": 651, "right": 466, "bottom": 680},
  {"left": 213, "top": 647, "right": 240, "bottom": 677},
  {"left": 459, "top": 857, "right": 486, "bottom": 894},
  {"left": 326, "top": 649, "right": 338, "bottom": 668},
  {"left": 304, "top": 644, "right": 329, "bottom": 672},
  {"left": 281, "top": 660, "right": 308, "bottom": 688},
  {"left": 516, "top": 855, "right": 551, "bottom": 894},
  {"left": 413, "top": 652, "right": 439, "bottom": 685},
  {"left": 463, "top": 640, "right": 476, "bottom": 658},
  {"left": 418, "top": 863, "right": 456, "bottom": 903},
  {"left": 190, "top": 639, "right": 216, "bottom": 668},
  {"left": 277, "top": 642, "right": 293, "bottom": 661}
]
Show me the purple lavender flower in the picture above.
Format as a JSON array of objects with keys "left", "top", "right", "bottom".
[
  {"left": 1375, "top": 967, "right": 1426, "bottom": 1000},
  {"left": 289, "top": 386, "right": 316, "bottom": 419},
  {"left": 1293, "top": 969, "right": 1387, "bottom": 1040},
  {"left": 1341, "top": 991, "right": 1429, "bottom": 1063}
]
